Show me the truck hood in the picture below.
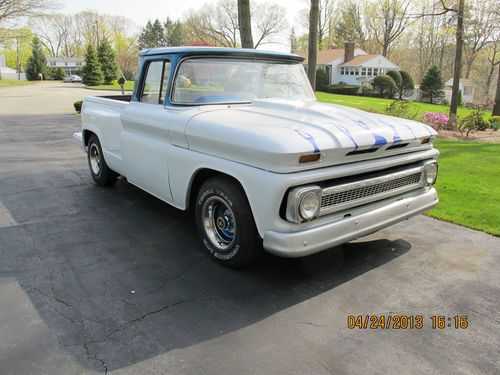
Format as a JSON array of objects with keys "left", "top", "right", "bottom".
[{"left": 185, "top": 99, "right": 437, "bottom": 173}]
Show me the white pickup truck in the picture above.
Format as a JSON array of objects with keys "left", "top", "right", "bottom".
[{"left": 74, "top": 47, "right": 439, "bottom": 267}]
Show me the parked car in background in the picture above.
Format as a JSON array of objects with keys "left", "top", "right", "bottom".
[
  {"left": 64, "top": 74, "right": 82, "bottom": 83},
  {"left": 74, "top": 47, "right": 439, "bottom": 268}
]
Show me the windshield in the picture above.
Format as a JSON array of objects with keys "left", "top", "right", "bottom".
[{"left": 171, "top": 58, "right": 315, "bottom": 104}]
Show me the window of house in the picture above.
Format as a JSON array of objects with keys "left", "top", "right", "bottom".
[
  {"left": 140, "top": 60, "right": 171, "bottom": 105},
  {"left": 340, "top": 67, "right": 344, "bottom": 75},
  {"left": 355, "top": 68, "right": 359, "bottom": 76},
  {"left": 350, "top": 68, "right": 354, "bottom": 75},
  {"left": 361, "top": 68, "right": 366, "bottom": 76},
  {"left": 367, "top": 68, "right": 372, "bottom": 76}
]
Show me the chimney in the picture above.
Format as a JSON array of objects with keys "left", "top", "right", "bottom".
[{"left": 344, "top": 42, "right": 355, "bottom": 63}]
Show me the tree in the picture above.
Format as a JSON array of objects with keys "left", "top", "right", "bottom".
[
  {"left": 372, "top": 75, "right": 397, "bottom": 98},
  {"left": 82, "top": 44, "right": 103, "bottom": 86},
  {"left": 364, "top": 0, "right": 414, "bottom": 57},
  {"left": 484, "top": 41, "right": 500, "bottom": 103},
  {"left": 463, "top": 0, "right": 500, "bottom": 78},
  {"left": 399, "top": 70, "right": 415, "bottom": 99},
  {"left": 493, "top": 64, "right": 500, "bottom": 115},
  {"left": 449, "top": 0, "right": 465, "bottom": 124},
  {"left": 420, "top": 65, "right": 445, "bottom": 104},
  {"left": 137, "top": 19, "right": 166, "bottom": 50},
  {"left": 115, "top": 32, "right": 138, "bottom": 80},
  {"left": 289, "top": 27, "right": 298, "bottom": 52},
  {"left": 237, "top": 0, "right": 253, "bottom": 48},
  {"left": 307, "top": 0, "right": 319, "bottom": 90},
  {"left": 25, "top": 36, "right": 47, "bottom": 80},
  {"left": 53, "top": 67, "right": 65, "bottom": 80},
  {"left": 165, "top": 18, "right": 183, "bottom": 46},
  {"left": 334, "top": 1, "right": 367, "bottom": 50},
  {"left": 97, "top": 38, "right": 118, "bottom": 84},
  {"left": 252, "top": 3, "right": 287, "bottom": 48},
  {"left": 0, "top": 0, "right": 51, "bottom": 27},
  {"left": 386, "top": 70, "right": 402, "bottom": 98}
]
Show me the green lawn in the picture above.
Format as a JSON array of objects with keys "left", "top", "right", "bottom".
[
  {"left": 427, "top": 139, "right": 499, "bottom": 236},
  {"left": 0, "top": 78, "right": 32, "bottom": 88},
  {"left": 86, "top": 81, "right": 135, "bottom": 91},
  {"left": 316, "top": 92, "right": 491, "bottom": 119}
]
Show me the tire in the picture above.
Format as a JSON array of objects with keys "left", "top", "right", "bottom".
[
  {"left": 87, "top": 134, "right": 118, "bottom": 186},
  {"left": 195, "top": 177, "right": 260, "bottom": 268}
]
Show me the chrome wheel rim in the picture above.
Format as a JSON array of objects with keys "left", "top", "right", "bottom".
[
  {"left": 202, "top": 196, "right": 236, "bottom": 251},
  {"left": 89, "top": 144, "right": 101, "bottom": 176}
]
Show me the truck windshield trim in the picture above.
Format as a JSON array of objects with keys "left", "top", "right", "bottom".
[{"left": 169, "top": 56, "right": 315, "bottom": 106}]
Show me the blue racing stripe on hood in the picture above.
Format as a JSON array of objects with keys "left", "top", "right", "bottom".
[{"left": 294, "top": 129, "right": 320, "bottom": 153}]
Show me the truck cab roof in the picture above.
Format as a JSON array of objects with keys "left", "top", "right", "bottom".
[{"left": 139, "top": 46, "right": 304, "bottom": 62}]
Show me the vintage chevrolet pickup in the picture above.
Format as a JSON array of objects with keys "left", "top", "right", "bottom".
[{"left": 74, "top": 47, "right": 439, "bottom": 267}]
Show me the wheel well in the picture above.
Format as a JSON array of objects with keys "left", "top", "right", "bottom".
[
  {"left": 188, "top": 169, "right": 247, "bottom": 211},
  {"left": 82, "top": 130, "right": 95, "bottom": 146}
]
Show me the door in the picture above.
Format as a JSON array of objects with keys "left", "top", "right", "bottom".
[{"left": 121, "top": 60, "right": 173, "bottom": 201}]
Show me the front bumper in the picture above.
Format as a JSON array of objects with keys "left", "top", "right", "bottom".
[{"left": 263, "top": 187, "right": 438, "bottom": 257}]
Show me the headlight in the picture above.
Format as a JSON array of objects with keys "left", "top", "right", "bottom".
[
  {"left": 299, "top": 191, "right": 321, "bottom": 220},
  {"left": 286, "top": 186, "right": 322, "bottom": 223},
  {"left": 424, "top": 161, "right": 438, "bottom": 185}
]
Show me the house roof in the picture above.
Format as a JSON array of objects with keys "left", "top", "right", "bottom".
[
  {"left": 294, "top": 49, "right": 346, "bottom": 64},
  {"left": 47, "top": 57, "right": 84, "bottom": 63},
  {"left": 339, "top": 54, "right": 379, "bottom": 66}
]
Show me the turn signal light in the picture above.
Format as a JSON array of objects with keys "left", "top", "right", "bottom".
[
  {"left": 421, "top": 137, "right": 431, "bottom": 144},
  {"left": 299, "top": 153, "right": 321, "bottom": 163}
]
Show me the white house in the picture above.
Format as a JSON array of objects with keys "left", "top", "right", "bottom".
[
  {"left": 444, "top": 78, "right": 476, "bottom": 104},
  {"left": 0, "top": 55, "right": 26, "bottom": 81},
  {"left": 46, "top": 57, "right": 84, "bottom": 75},
  {"left": 296, "top": 43, "right": 399, "bottom": 86}
]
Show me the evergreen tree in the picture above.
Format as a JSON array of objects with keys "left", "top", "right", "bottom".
[
  {"left": 82, "top": 44, "right": 104, "bottom": 86},
  {"left": 399, "top": 70, "right": 415, "bottom": 99},
  {"left": 386, "top": 70, "right": 402, "bottom": 98},
  {"left": 420, "top": 65, "right": 445, "bottom": 104},
  {"left": 54, "top": 67, "right": 66, "bottom": 80},
  {"left": 138, "top": 19, "right": 166, "bottom": 50},
  {"left": 165, "top": 18, "right": 183, "bottom": 46},
  {"left": 25, "top": 36, "right": 47, "bottom": 81},
  {"left": 97, "top": 38, "right": 118, "bottom": 84}
]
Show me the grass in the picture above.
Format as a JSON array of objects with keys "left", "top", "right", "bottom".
[
  {"left": 86, "top": 81, "right": 135, "bottom": 91},
  {"left": 427, "top": 139, "right": 499, "bottom": 236},
  {"left": 0, "top": 78, "right": 32, "bottom": 88},
  {"left": 316, "top": 92, "right": 492, "bottom": 119}
]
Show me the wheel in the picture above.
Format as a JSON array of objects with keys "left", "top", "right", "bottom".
[
  {"left": 195, "top": 177, "right": 260, "bottom": 268},
  {"left": 87, "top": 134, "right": 118, "bottom": 186}
]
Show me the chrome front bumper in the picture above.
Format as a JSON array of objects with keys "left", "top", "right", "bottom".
[{"left": 263, "top": 187, "right": 438, "bottom": 257}]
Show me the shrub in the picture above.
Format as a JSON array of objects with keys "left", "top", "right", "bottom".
[
  {"left": 315, "top": 68, "right": 329, "bottom": 90},
  {"left": 361, "top": 83, "right": 373, "bottom": 94},
  {"left": 458, "top": 106, "right": 488, "bottom": 137},
  {"left": 322, "top": 84, "right": 360, "bottom": 95},
  {"left": 423, "top": 112, "right": 449, "bottom": 130},
  {"left": 489, "top": 115, "right": 500, "bottom": 131},
  {"left": 372, "top": 75, "right": 397, "bottom": 98},
  {"left": 54, "top": 67, "right": 66, "bottom": 80},
  {"left": 386, "top": 70, "right": 402, "bottom": 98},
  {"left": 386, "top": 100, "right": 421, "bottom": 120},
  {"left": 74, "top": 100, "right": 83, "bottom": 113},
  {"left": 399, "top": 70, "right": 415, "bottom": 99}
]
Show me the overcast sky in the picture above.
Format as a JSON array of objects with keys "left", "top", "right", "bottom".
[{"left": 59, "top": 0, "right": 308, "bottom": 51}]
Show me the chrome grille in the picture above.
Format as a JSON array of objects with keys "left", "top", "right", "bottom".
[
  {"left": 318, "top": 165, "right": 425, "bottom": 215},
  {"left": 321, "top": 172, "right": 422, "bottom": 208}
]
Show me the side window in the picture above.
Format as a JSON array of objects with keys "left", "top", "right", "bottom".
[{"left": 140, "top": 60, "right": 171, "bottom": 104}]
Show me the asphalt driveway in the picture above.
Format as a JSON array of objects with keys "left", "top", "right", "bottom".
[{"left": 0, "top": 82, "right": 499, "bottom": 374}]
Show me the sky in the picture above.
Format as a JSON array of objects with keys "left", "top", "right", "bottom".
[{"left": 59, "top": 0, "right": 308, "bottom": 51}]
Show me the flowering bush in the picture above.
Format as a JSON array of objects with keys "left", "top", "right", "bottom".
[{"left": 424, "top": 112, "right": 449, "bottom": 130}]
